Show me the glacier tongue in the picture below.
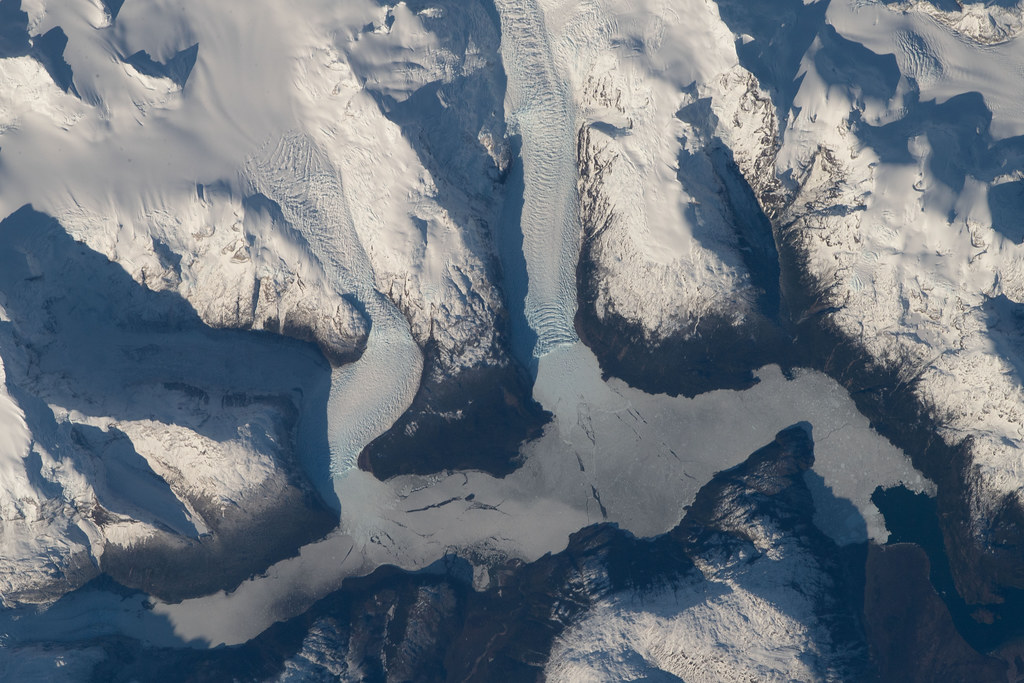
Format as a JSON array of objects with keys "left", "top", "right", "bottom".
[
  {"left": 244, "top": 132, "right": 423, "bottom": 487},
  {"left": 494, "top": 0, "right": 581, "bottom": 357},
  {"left": 1, "top": 0, "right": 997, "bottom": 671},
  {"left": 0, "top": 347, "right": 930, "bottom": 648}
]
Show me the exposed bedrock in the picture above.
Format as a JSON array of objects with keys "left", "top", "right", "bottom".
[
  {"left": 79, "top": 425, "right": 882, "bottom": 681},
  {"left": 0, "top": 206, "right": 338, "bottom": 604},
  {"left": 358, "top": 341, "right": 549, "bottom": 480}
]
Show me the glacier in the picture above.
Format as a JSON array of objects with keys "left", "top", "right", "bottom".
[
  {"left": 244, "top": 131, "right": 423, "bottom": 488},
  {"left": 3, "top": 0, "right": 1024, "bottom": 678},
  {"left": 494, "top": 0, "right": 582, "bottom": 357}
]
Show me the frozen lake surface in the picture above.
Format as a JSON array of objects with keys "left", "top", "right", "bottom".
[{"left": 0, "top": 340, "right": 930, "bottom": 648}]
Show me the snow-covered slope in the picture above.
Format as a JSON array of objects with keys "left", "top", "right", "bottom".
[
  {"left": 0, "top": 0, "right": 528, "bottom": 602},
  {"left": 547, "top": 426, "right": 868, "bottom": 682},
  {"left": 556, "top": 0, "right": 790, "bottom": 396},
  {"left": 566, "top": 0, "right": 769, "bottom": 339},
  {"left": 5, "top": 0, "right": 1024, "bottom": 678},
  {"left": 0, "top": 206, "right": 337, "bottom": 604},
  {"left": 705, "top": 0, "right": 1024, "bottom": 602}
]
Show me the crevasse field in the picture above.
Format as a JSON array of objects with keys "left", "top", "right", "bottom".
[{"left": 3, "top": 0, "right": 1024, "bottom": 679}]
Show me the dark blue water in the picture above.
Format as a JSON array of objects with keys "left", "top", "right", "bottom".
[{"left": 874, "top": 485, "right": 1024, "bottom": 652}]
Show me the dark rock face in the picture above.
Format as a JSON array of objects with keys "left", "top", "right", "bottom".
[
  {"left": 0, "top": 5, "right": 77, "bottom": 95},
  {"left": 98, "top": 471, "right": 336, "bottom": 603},
  {"left": 0, "top": 0, "right": 30, "bottom": 59},
  {"left": 677, "top": 423, "right": 818, "bottom": 534},
  {"left": 863, "top": 544, "right": 1007, "bottom": 683},
  {"left": 574, "top": 289, "right": 785, "bottom": 397},
  {"left": 124, "top": 44, "right": 199, "bottom": 90},
  {"left": 0, "top": 206, "right": 339, "bottom": 602},
  {"left": 100, "top": 0, "right": 126, "bottom": 22},
  {"left": 359, "top": 350, "right": 549, "bottom": 479},
  {"left": 31, "top": 27, "right": 76, "bottom": 95},
  {"left": 74, "top": 425, "right": 877, "bottom": 681}
]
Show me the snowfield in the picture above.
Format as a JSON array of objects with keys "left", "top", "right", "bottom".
[{"left": 3, "top": 0, "right": 1024, "bottom": 677}]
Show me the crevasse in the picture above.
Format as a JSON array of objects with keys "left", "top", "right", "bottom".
[
  {"left": 244, "top": 132, "right": 423, "bottom": 487},
  {"left": 494, "top": 0, "right": 582, "bottom": 357}
]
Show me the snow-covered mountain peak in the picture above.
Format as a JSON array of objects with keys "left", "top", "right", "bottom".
[{"left": 4, "top": 0, "right": 1024, "bottom": 678}]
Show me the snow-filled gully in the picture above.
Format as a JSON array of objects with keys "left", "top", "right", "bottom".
[
  {"left": 244, "top": 132, "right": 423, "bottom": 486},
  {"left": 494, "top": 0, "right": 582, "bottom": 357},
  {"left": 0, "top": 0, "right": 942, "bottom": 657}
]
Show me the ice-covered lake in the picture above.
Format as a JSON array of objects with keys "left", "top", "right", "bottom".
[
  {"left": 0, "top": 340, "right": 931, "bottom": 648},
  {"left": 0, "top": 0, "right": 933, "bottom": 651}
]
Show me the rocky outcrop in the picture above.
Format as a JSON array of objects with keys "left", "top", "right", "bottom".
[
  {"left": 0, "top": 207, "right": 338, "bottom": 605},
  {"left": 69, "top": 425, "right": 879, "bottom": 681},
  {"left": 359, "top": 347, "right": 548, "bottom": 479},
  {"left": 864, "top": 543, "right": 1007, "bottom": 682}
]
